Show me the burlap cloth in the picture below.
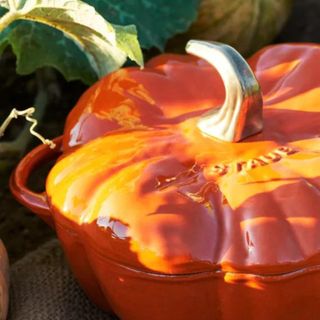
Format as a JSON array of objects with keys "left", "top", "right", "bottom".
[{"left": 9, "top": 238, "right": 117, "bottom": 320}]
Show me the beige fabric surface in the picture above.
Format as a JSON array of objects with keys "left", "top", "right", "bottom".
[{"left": 9, "top": 239, "right": 117, "bottom": 320}]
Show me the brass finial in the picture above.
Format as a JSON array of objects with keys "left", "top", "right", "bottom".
[{"left": 186, "top": 40, "right": 263, "bottom": 142}]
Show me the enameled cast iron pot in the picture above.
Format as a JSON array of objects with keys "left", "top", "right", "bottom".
[{"left": 10, "top": 40, "right": 320, "bottom": 320}]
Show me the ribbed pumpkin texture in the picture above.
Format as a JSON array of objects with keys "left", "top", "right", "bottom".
[{"left": 170, "top": 0, "right": 292, "bottom": 56}]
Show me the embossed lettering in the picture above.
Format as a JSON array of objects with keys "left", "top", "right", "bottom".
[{"left": 208, "top": 146, "right": 296, "bottom": 177}]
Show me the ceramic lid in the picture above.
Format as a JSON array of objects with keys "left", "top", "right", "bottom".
[{"left": 47, "top": 43, "right": 320, "bottom": 275}]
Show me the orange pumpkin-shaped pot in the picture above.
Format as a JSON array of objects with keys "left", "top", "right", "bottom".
[{"left": 11, "top": 40, "right": 320, "bottom": 320}]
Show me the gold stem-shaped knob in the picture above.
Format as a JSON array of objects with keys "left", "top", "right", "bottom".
[{"left": 186, "top": 40, "right": 263, "bottom": 142}]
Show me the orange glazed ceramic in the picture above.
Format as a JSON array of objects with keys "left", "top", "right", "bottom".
[{"left": 10, "top": 41, "right": 320, "bottom": 320}]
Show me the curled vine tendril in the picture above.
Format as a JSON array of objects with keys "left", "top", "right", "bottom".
[{"left": 0, "top": 107, "right": 56, "bottom": 149}]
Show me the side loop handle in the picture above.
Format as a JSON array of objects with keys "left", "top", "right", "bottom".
[
  {"left": 10, "top": 136, "right": 63, "bottom": 228},
  {"left": 186, "top": 40, "right": 263, "bottom": 142}
]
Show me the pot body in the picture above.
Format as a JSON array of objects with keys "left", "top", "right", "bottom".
[
  {"left": 10, "top": 42, "right": 320, "bottom": 320},
  {"left": 54, "top": 208, "right": 320, "bottom": 320}
]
